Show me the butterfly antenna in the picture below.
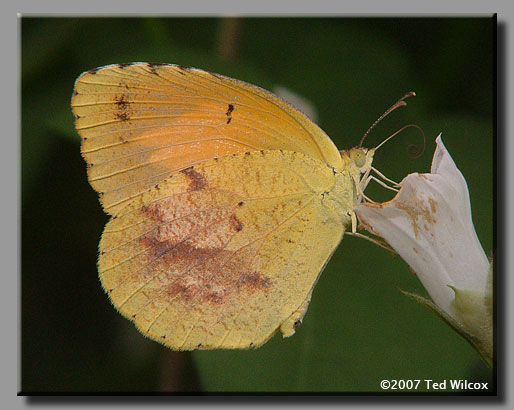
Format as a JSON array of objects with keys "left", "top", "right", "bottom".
[
  {"left": 375, "top": 124, "right": 426, "bottom": 158},
  {"left": 358, "top": 91, "right": 416, "bottom": 148}
]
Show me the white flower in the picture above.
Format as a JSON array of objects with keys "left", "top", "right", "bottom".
[{"left": 355, "top": 135, "right": 492, "bottom": 367}]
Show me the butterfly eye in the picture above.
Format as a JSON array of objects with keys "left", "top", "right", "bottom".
[{"left": 352, "top": 149, "right": 366, "bottom": 168}]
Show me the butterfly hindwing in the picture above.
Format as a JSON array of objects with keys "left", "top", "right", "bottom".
[{"left": 98, "top": 150, "right": 346, "bottom": 349}]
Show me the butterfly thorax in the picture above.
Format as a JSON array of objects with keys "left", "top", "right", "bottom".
[
  {"left": 339, "top": 146, "right": 375, "bottom": 200},
  {"left": 321, "top": 147, "right": 375, "bottom": 227}
]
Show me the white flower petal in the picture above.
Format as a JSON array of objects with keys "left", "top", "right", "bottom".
[{"left": 355, "top": 135, "right": 490, "bottom": 319}]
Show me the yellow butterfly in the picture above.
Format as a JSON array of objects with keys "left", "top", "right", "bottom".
[{"left": 72, "top": 63, "right": 403, "bottom": 350}]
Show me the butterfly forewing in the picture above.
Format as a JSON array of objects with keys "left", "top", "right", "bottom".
[{"left": 72, "top": 63, "right": 343, "bottom": 215}]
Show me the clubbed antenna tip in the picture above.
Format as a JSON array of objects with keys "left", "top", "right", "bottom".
[{"left": 359, "top": 91, "right": 416, "bottom": 148}]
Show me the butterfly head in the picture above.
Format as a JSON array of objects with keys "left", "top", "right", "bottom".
[
  {"left": 350, "top": 147, "right": 375, "bottom": 174},
  {"left": 340, "top": 147, "right": 375, "bottom": 177}
]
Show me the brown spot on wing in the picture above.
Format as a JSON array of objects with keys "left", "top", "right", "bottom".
[
  {"left": 114, "top": 93, "right": 131, "bottom": 121},
  {"left": 140, "top": 236, "right": 271, "bottom": 306},
  {"left": 141, "top": 201, "right": 169, "bottom": 225},
  {"left": 226, "top": 103, "right": 235, "bottom": 124},
  {"left": 148, "top": 62, "right": 168, "bottom": 67},
  {"left": 147, "top": 62, "right": 166, "bottom": 75},
  {"left": 238, "top": 272, "right": 270, "bottom": 289},
  {"left": 230, "top": 214, "right": 243, "bottom": 231},
  {"left": 136, "top": 198, "right": 270, "bottom": 308},
  {"left": 181, "top": 167, "right": 207, "bottom": 191}
]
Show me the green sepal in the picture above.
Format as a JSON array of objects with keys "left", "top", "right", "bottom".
[{"left": 399, "top": 288, "right": 493, "bottom": 369}]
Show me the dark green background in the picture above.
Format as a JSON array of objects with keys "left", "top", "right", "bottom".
[{"left": 21, "top": 17, "right": 494, "bottom": 393}]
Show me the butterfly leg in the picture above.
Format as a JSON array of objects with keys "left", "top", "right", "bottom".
[
  {"left": 363, "top": 175, "right": 400, "bottom": 193},
  {"left": 350, "top": 210, "right": 357, "bottom": 233},
  {"left": 353, "top": 174, "right": 376, "bottom": 204},
  {"left": 371, "top": 166, "right": 400, "bottom": 187},
  {"left": 359, "top": 166, "right": 373, "bottom": 191}
]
